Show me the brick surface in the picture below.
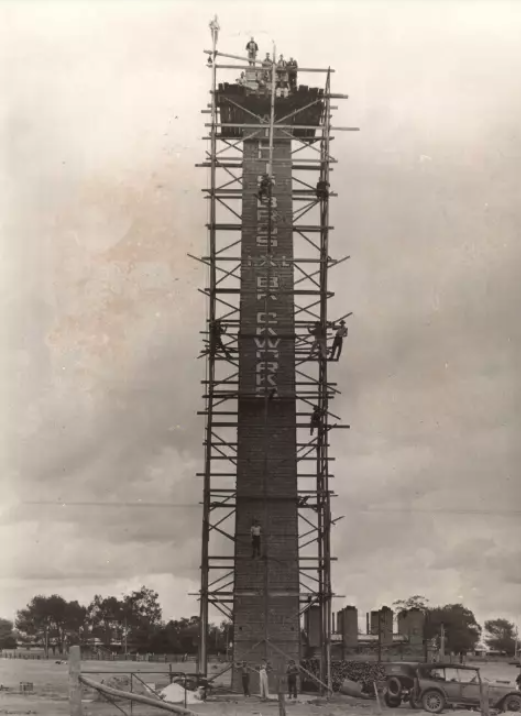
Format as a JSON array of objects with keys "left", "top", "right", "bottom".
[{"left": 232, "top": 138, "right": 300, "bottom": 691}]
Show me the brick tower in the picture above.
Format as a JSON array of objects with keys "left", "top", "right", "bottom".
[{"left": 196, "top": 19, "right": 353, "bottom": 694}]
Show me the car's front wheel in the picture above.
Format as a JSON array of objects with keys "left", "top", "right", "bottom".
[
  {"left": 503, "top": 694, "right": 521, "bottom": 712},
  {"left": 422, "top": 689, "right": 446, "bottom": 714}
]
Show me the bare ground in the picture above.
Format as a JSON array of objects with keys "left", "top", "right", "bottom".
[
  {"left": 0, "top": 659, "right": 385, "bottom": 716},
  {"left": 0, "top": 658, "right": 517, "bottom": 716}
]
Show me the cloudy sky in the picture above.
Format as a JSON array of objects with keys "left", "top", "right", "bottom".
[{"left": 1, "top": 0, "right": 520, "bottom": 630}]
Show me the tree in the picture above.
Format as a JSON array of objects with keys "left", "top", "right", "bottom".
[
  {"left": 484, "top": 618, "right": 517, "bottom": 656},
  {"left": 64, "top": 601, "right": 88, "bottom": 646},
  {"left": 16, "top": 595, "right": 87, "bottom": 656},
  {"left": 427, "top": 604, "right": 481, "bottom": 655},
  {"left": 393, "top": 595, "right": 430, "bottom": 615},
  {"left": 122, "top": 587, "right": 163, "bottom": 651},
  {"left": 86, "top": 587, "right": 163, "bottom": 652},
  {"left": 208, "top": 620, "right": 231, "bottom": 654},
  {"left": 0, "top": 618, "right": 17, "bottom": 649},
  {"left": 86, "top": 595, "right": 126, "bottom": 648}
]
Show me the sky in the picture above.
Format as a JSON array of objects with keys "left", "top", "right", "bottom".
[{"left": 1, "top": 0, "right": 521, "bottom": 631}]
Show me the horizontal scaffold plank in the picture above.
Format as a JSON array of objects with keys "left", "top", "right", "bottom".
[{"left": 206, "top": 223, "right": 333, "bottom": 232}]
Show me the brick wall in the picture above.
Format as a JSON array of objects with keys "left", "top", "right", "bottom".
[{"left": 232, "top": 138, "right": 300, "bottom": 692}]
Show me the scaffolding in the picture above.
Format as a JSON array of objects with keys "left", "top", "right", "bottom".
[{"left": 194, "top": 18, "right": 356, "bottom": 693}]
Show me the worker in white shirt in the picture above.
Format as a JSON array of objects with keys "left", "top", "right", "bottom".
[
  {"left": 330, "top": 320, "right": 348, "bottom": 360},
  {"left": 259, "top": 660, "right": 270, "bottom": 700},
  {"left": 251, "top": 519, "right": 262, "bottom": 559}
]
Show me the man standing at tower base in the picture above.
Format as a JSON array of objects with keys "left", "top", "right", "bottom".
[{"left": 259, "top": 660, "right": 270, "bottom": 701}]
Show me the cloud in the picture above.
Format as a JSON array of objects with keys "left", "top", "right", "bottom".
[{"left": 1, "top": 0, "right": 520, "bottom": 626}]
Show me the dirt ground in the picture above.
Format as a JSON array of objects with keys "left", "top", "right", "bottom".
[
  {"left": 0, "top": 659, "right": 376, "bottom": 716},
  {"left": 0, "top": 658, "right": 518, "bottom": 716}
]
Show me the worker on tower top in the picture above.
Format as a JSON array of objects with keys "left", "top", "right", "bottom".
[
  {"left": 246, "top": 37, "right": 259, "bottom": 66},
  {"left": 277, "top": 54, "right": 288, "bottom": 90},
  {"left": 262, "top": 52, "right": 273, "bottom": 82},
  {"left": 287, "top": 57, "right": 298, "bottom": 91}
]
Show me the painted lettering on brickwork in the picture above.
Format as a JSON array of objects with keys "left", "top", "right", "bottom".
[
  {"left": 255, "top": 176, "right": 279, "bottom": 397},
  {"left": 244, "top": 255, "right": 289, "bottom": 268}
]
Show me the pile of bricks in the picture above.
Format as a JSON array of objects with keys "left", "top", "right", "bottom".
[{"left": 301, "top": 659, "right": 386, "bottom": 691}]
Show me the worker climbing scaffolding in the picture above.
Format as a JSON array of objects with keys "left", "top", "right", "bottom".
[
  {"left": 251, "top": 518, "right": 262, "bottom": 559},
  {"left": 308, "top": 321, "right": 328, "bottom": 359},
  {"left": 257, "top": 173, "right": 274, "bottom": 202},
  {"left": 310, "top": 405, "right": 322, "bottom": 436},
  {"left": 330, "top": 320, "right": 348, "bottom": 360},
  {"left": 316, "top": 178, "right": 330, "bottom": 200},
  {"left": 210, "top": 318, "right": 231, "bottom": 357}
]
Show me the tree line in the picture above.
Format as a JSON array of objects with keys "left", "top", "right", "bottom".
[
  {"left": 0, "top": 591, "right": 517, "bottom": 658},
  {"left": 1, "top": 587, "right": 230, "bottom": 658},
  {"left": 393, "top": 595, "right": 519, "bottom": 657}
]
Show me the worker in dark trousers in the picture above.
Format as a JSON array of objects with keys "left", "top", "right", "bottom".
[
  {"left": 310, "top": 405, "right": 321, "bottom": 436},
  {"left": 330, "top": 320, "right": 348, "bottom": 360},
  {"left": 287, "top": 58, "right": 298, "bottom": 91},
  {"left": 238, "top": 661, "right": 251, "bottom": 696},
  {"left": 210, "top": 319, "right": 230, "bottom": 356},
  {"left": 262, "top": 52, "right": 273, "bottom": 82},
  {"left": 286, "top": 660, "right": 299, "bottom": 699},
  {"left": 276, "top": 54, "right": 288, "bottom": 89},
  {"left": 308, "top": 321, "right": 327, "bottom": 359},
  {"left": 245, "top": 37, "right": 258, "bottom": 66},
  {"left": 251, "top": 519, "right": 262, "bottom": 558},
  {"left": 316, "top": 178, "right": 330, "bottom": 200},
  {"left": 257, "top": 173, "right": 273, "bottom": 202}
]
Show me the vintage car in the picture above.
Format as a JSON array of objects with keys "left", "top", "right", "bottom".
[
  {"left": 383, "top": 661, "right": 422, "bottom": 707},
  {"left": 383, "top": 662, "right": 521, "bottom": 713}
]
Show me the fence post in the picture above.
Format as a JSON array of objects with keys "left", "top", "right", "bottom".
[
  {"left": 68, "top": 645, "right": 83, "bottom": 716},
  {"left": 480, "top": 679, "right": 490, "bottom": 716},
  {"left": 277, "top": 674, "right": 286, "bottom": 716},
  {"left": 373, "top": 682, "right": 383, "bottom": 715}
]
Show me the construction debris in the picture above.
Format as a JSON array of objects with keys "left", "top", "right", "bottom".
[{"left": 159, "top": 682, "right": 202, "bottom": 704}]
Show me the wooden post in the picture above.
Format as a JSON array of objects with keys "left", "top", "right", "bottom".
[
  {"left": 478, "top": 673, "right": 490, "bottom": 716},
  {"left": 373, "top": 682, "right": 383, "bottom": 715},
  {"left": 277, "top": 674, "right": 286, "bottom": 716},
  {"left": 68, "top": 645, "right": 83, "bottom": 716}
]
